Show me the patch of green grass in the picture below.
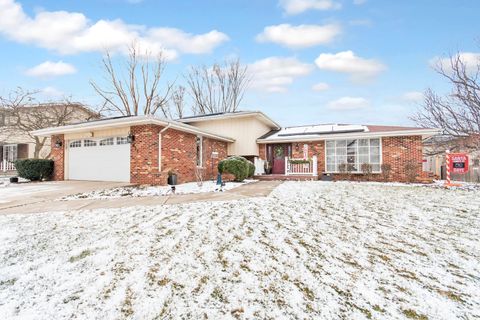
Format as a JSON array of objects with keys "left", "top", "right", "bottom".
[
  {"left": 373, "top": 304, "right": 385, "bottom": 313},
  {"left": 68, "top": 249, "right": 91, "bottom": 263},
  {"left": 402, "top": 309, "right": 428, "bottom": 320},
  {"left": 293, "top": 280, "right": 315, "bottom": 301},
  {"left": 438, "top": 290, "right": 465, "bottom": 303},
  {"left": 121, "top": 287, "right": 134, "bottom": 318},
  {"left": 0, "top": 278, "right": 17, "bottom": 286},
  {"left": 211, "top": 287, "right": 228, "bottom": 303}
]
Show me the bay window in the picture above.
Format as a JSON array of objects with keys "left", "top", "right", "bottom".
[{"left": 325, "top": 138, "right": 381, "bottom": 173}]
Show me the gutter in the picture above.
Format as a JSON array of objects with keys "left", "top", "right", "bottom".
[
  {"left": 31, "top": 115, "right": 235, "bottom": 143},
  {"left": 257, "top": 128, "right": 442, "bottom": 143}
]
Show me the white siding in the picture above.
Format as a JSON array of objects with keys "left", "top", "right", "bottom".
[{"left": 187, "top": 116, "right": 272, "bottom": 156}]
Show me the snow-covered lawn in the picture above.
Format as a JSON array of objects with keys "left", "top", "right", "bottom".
[
  {"left": 0, "top": 181, "right": 479, "bottom": 319},
  {"left": 61, "top": 180, "right": 256, "bottom": 200}
]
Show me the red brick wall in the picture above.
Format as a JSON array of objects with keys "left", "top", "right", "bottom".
[
  {"left": 203, "top": 138, "right": 228, "bottom": 180},
  {"left": 331, "top": 136, "right": 427, "bottom": 182},
  {"left": 130, "top": 125, "right": 228, "bottom": 185},
  {"left": 258, "top": 144, "right": 266, "bottom": 160},
  {"left": 290, "top": 141, "right": 325, "bottom": 172},
  {"left": 50, "top": 134, "right": 65, "bottom": 181},
  {"left": 381, "top": 135, "right": 426, "bottom": 182},
  {"left": 130, "top": 124, "right": 163, "bottom": 185},
  {"left": 259, "top": 136, "right": 427, "bottom": 182}
]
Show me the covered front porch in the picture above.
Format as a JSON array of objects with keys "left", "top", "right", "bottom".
[
  {"left": 0, "top": 143, "right": 28, "bottom": 172},
  {"left": 254, "top": 143, "right": 318, "bottom": 178}
]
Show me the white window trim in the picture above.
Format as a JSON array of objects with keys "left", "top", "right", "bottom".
[
  {"left": 196, "top": 136, "right": 203, "bottom": 168},
  {"left": 69, "top": 140, "right": 82, "bottom": 148},
  {"left": 158, "top": 133, "right": 162, "bottom": 172},
  {"left": 324, "top": 137, "right": 383, "bottom": 174}
]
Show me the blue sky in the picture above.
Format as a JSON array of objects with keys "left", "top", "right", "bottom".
[{"left": 0, "top": 0, "right": 479, "bottom": 127}]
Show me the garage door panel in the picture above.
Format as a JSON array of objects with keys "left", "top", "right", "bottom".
[{"left": 68, "top": 140, "right": 130, "bottom": 182}]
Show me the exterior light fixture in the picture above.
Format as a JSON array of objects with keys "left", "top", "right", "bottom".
[
  {"left": 54, "top": 140, "right": 63, "bottom": 148},
  {"left": 127, "top": 133, "right": 135, "bottom": 143}
]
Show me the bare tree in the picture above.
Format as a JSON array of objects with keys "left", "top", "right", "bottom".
[
  {"left": 0, "top": 88, "right": 98, "bottom": 158},
  {"left": 158, "top": 85, "right": 186, "bottom": 119},
  {"left": 90, "top": 43, "right": 173, "bottom": 116},
  {"left": 186, "top": 59, "right": 249, "bottom": 115},
  {"left": 412, "top": 52, "right": 480, "bottom": 152}
]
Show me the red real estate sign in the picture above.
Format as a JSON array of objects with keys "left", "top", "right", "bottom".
[{"left": 448, "top": 153, "right": 469, "bottom": 174}]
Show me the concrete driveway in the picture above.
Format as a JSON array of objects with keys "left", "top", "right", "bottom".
[
  {"left": 0, "top": 181, "right": 130, "bottom": 211},
  {"left": 0, "top": 180, "right": 283, "bottom": 215}
]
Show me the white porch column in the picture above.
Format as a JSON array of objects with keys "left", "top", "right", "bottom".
[{"left": 312, "top": 155, "right": 318, "bottom": 176}]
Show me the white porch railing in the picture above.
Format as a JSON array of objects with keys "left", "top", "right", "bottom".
[
  {"left": 1, "top": 160, "right": 16, "bottom": 172},
  {"left": 285, "top": 156, "right": 318, "bottom": 176},
  {"left": 254, "top": 157, "right": 265, "bottom": 175}
]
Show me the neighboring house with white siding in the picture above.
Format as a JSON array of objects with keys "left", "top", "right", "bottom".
[{"left": 0, "top": 103, "right": 98, "bottom": 172}]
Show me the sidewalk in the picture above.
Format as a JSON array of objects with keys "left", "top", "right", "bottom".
[{"left": 0, "top": 181, "right": 282, "bottom": 215}]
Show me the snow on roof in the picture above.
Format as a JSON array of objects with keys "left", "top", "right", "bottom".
[
  {"left": 277, "top": 124, "right": 367, "bottom": 136},
  {"left": 258, "top": 123, "right": 441, "bottom": 142}
]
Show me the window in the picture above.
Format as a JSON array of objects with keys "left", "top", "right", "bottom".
[
  {"left": 196, "top": 136, "right": 203, "bottom": 167},
  {"left": 83, "top": 139, "right": 97, "bottom": 147},
  {"left": 325, "top": 138, "right": 381, "bottom": 173},
  {"left": 116, "top": 137, "right": 129, "bottom": 145},
  {"left": 69, "top": 140, "right": 82, "bottom": 148},
  {"left": 99, "top": 138, "right": 114, "bottom": 146}
]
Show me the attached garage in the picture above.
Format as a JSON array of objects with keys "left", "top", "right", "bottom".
[{"left": 67, "top": 136, "right": 130, "bottom": 182}]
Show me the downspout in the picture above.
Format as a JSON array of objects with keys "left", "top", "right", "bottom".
[{"left": 159, "top": 124, "right": 171, "bottom": 172}]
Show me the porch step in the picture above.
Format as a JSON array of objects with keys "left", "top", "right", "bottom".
[{"left": 254, "top": 174, "right": 318, "bottom": 181}]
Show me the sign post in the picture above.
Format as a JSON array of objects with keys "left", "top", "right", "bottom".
[{"left": 444, "top": 151, "right": 469, "bottom": 187}]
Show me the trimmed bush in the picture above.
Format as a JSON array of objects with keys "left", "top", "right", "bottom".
[
  {"left": 218, "top": 156, "right": 253, "bottom": 182},
  {"left": 247, "top": 161, "right": 255, "bottom": 178},
  {"left": 15, "top": 159, "right": 54, "bottom": 181}
]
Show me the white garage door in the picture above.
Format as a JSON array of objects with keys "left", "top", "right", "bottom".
[{"left": 67, "top": 137, "right": 130, "bottom": 182}]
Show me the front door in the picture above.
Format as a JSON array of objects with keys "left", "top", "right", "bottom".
[{"left": 272, "top": 144, "right": 290, "bottom": 174}]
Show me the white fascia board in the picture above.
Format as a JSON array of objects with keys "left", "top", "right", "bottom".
[
  {"left": 179, "top": 111, "right": 281, "bottom": 129},
  {"left": 31, "top": 115, "right": 235, "bottom": 143},
  {"left": 257, "top": 128, "right": 442, "bottom": 143}
]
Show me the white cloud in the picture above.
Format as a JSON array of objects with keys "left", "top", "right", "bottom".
[
  {"left": 353, "top": 0, "right": 367, "bottom": 5},
  {"left": 430, "top": 52, "right": 480, "bottom": 74},
  {"left": 26, "top": 61, "right": 77, "bottom": 78},
  {"left": 402, "top": 91, "right": 424, "bottom": 103},
  {"left": 0, "top": 0, "right": 228, "bottom": 58},
  {"left": 315, "top": 51, "right": 386, "bottom": 82},
  {"left": 148, "top": 28, "right": 229, "bottom": 54},
  {"left": 327, "top": 97, "right": 370, "bottom": 110},
  {"left": 40, "top": 86, "right": 64, "bottom": 98},
  {"left": 256, "top": 23, "right": 341, "bottom": 49},
  {"left": 249, "top": 57, "right": 313, "bottom": 93},
  {"left": 312, "top": 82, "right": 330, "bottom": 91},
  {"left": 279, "top": 0, "right": 341, "bottom": 15}
]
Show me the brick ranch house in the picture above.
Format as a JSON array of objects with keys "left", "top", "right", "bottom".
[{"left": 32, "top": 111, "right": 441, "bottom": 184}]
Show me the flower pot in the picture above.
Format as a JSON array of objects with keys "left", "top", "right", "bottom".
[
  {"left": 167, "top": 174, "right": 177, "bottom": 185},
  {"left": 10, "top": 177, "right": 19, "bottom": 183}
]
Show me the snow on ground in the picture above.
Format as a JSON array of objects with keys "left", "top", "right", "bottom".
[
  {"left": 0, "top": 181, "right": 62, "bottom": 204},
  {"left": 0, "top": 181, "right": 479, "bottom": 319},
  {"left": 61, "top": 180, "right": 256, "bottom": 200}
]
